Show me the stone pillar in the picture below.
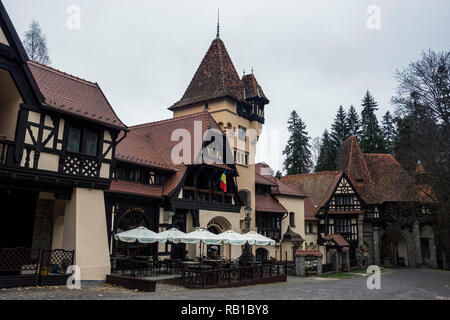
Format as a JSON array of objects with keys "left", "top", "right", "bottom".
[
  {"left": 357, "top": 215, "right": 364, "bottom": 268},
  {"left": 441, "top": 251, "right": 448, "bottom": 270},
  {"left": 336, "top": 249, "right": 341, "bottom": 272},
  {"left": 317, "top": 257, "right": 323, "bottom": 275},
  {"left": 373, "top": 227, "right": 381, "bottom": 266},
  {"left": 413, "top": 221, "right": 423, "bottom": 267},
  {"left": 344, "top": 250, "right": 350, "bottom": 271},
  {"left": 63, "top": 188, "right": 111, "bottom": 280},
  {"left": 428, "top": 236, "right": 438, "bottom": 269},
  {"left": 295, "top": 256, "right": 306, "bottom": 277}
]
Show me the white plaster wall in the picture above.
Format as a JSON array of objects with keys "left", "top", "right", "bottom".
[{"left": 62, "top": 188, "right": 111, "bottom": 280}]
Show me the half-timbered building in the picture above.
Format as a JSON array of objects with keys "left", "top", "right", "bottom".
[
  {"left": 105, "top": 111, "right": 243, "bottom": 260},
  {"left": 282, "top": 136, "right": 438, "bottom": 270},
  {"left": 0, "top": 2, "right": 126, "bottom": 280}
]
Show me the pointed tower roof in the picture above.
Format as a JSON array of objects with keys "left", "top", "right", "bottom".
[
  {"left": 415, "top": 161, "right": 427, "bottom": 176},
  {"left": 242, "top": 73, "right": 269, "bottom": 103},
  {"left": 170, "top": 38, "right": 246, "bottom": 110}
]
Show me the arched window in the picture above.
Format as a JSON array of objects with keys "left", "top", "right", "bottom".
[{"left": 116, "top": 210, "right": 149, "bottom": 257}]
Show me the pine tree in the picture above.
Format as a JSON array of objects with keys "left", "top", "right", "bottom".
[
  {"left": 282, "top": 110, "right": 313, "bottom": 175},
  {"left": 315, "top": 129, "right": 336, "bottom": 172},
  {"left": 359, "top": 91, "right": 386, "bottom": 153},
  {"left": 330, "top": 105, "right": 350, "bottom": 152},
  {"left": 275, "top": 171, "right": 282, "bottom": 179},
  {"left": 346, "top": 105, "right": 361, "bottom": 138},
  {"left": 23, "top": 20, "right": 50, "bottom": 65},
  {"left": 382, "top": 111, "right": 396, "bottom": 154}
]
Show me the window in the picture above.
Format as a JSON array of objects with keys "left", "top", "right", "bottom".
[
  {"left": 66, "top": 125, "right": 99, "bottom": 156},
  {"left": 85, "top": 130, "right": 99, "bottom": 156},
  {"left": 238, "top": 126, "right": 246, "bottom": 141},
  {"left": 148, "top": 171, "right": 161, "bottom": 185},
  {"left": 67, "top": 126, "right": 81, "bottom": 153},
  {"left": 289, "top": 212, "right": 295, "bottom": 227},
  {"left": 116, "top": 167, "right": 141, "bottom": 183},
  {"left": 234, "top": 149, "right": 249, "bottom": 166},
  {"left": 307, "top": 222, "right": 314, "bottom": 234},
  {"left": 335, "top": 196, "right": 354, "bottom": 206},
  {"left": 334, "top": 219, "right": 351, "bottom": 234}
]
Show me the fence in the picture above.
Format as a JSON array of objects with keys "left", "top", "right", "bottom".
[
  {"left": 0, "top": 247, "right": 74, "bottom": 288},
  {"left": 182, "top": 262, "right": 288, "bottom": 289}
]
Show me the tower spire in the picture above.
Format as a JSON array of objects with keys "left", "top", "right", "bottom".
[{"left": 216, "top": 9, "right": 220, "bottom": 39}]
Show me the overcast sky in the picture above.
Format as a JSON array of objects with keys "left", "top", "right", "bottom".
[{"left": 4, "top": 0, "right": 450, "bottom": 172}]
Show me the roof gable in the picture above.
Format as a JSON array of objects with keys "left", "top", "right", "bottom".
[
  {"left": 337, "top": 136, "right": 421, "bottom": 204},
  {"left": 281, "top": 171, "right": 343, "bottom": 209}
]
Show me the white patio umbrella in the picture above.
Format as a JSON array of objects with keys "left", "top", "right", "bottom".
[
  {"left": 181, "top": 228, "right": 223, "bottom": 258},
  {"left": 242, "top": 231, "right": 276, "bottom": 246},
  {"left": 216, "top": 230, "right": 248, "bottom": 259},
  {"left": 114, "top": 226, "right": 167, "bottom": 244},
  {"left": 181, "top": 228, "right": 223, "bottom": 245},
  {"left": 216, "top": 230, "right": 248, "bottom": 245},
  {"left": 157, "top": 228, "right": 186, "bottom": 244}
]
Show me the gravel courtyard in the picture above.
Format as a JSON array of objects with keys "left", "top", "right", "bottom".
[{"left": 1, "top": 268, "right": 449, "bottom": 300}]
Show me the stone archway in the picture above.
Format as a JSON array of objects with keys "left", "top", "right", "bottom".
[
  {"left": 207, "top": 216, "right": 232, "bottom": 258},
  {"left": 381, "top": 231, "right": 410, "bottom": 267}
]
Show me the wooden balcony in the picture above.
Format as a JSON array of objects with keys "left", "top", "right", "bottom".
[{"left": 182, "top": 187, "right": 234, "bottom": 205}]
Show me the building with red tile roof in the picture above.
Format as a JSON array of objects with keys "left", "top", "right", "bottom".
[{"left": 282, "top": 135, "right": 438, "bottom": 271}]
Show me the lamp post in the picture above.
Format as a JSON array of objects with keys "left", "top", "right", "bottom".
[{"left": 239, "top": 206, "right": 254, "bottom": 265}]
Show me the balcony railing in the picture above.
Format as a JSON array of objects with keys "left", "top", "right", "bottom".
[
  {"left": 59, "top": 152, "right": 101, "bottom": 178},
  {"left": 0, "top": 139, "right": 14, "bottom": 166},
  {"left": 257, "top": 228, "right": 281, "bottom": 242},
  {"left": 182, "top": 187, "right": 234, "bottom": 205}
]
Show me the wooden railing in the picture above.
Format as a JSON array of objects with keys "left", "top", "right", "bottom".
[
  {"left": 182, "top": 262, "right": 288, "bottom": 289},
  {"left": 182, "top": 187, "right": 235, "bottom": 205},
  {"left": 0, "top": 139, "right": 14, "bottom": 166}
]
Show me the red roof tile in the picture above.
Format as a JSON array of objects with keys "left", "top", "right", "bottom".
[
  {"left": 295, "top": 250, "right": 323, "bottom": 257},
  {"left": 115, "top": 132, "right": 174, "bottom": 171},
  {"left": 281, "top": 171, "right": 343, "bottom": 209},
  {"left": 27, "top": 61, "right": 126, "bottom": 129},
  {"left": 304, "top": 198, "right": 319, "bottom": 220},
  {"left": 169, "top": 38, "right": 268, "bottom": 111},
  {"left": 256, "top": 163, "right": 306, "bottom": 197},
  {"left": 170, "top": 38, "right": 245, "bottom": 109},
  {"left": 337, "top": 136, "right": 423, "bottom": 205},
  {"left": 324, "top": 234, "right": 350, "bottom": 247},
  {"left": 242, "top": 73, "right": 269, "bottom": 102},
  {"left": 255, "top": 193, "right": 288, "bottom": 213},
  {"left": 255, "top": 172, "right": 277, "bottom": 186},
  {"left": 109, "top": 180, "right": 162, "bottom": 198}
]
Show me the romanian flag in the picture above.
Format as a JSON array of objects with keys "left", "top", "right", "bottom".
[{"left": 220, "top": 172, "right": 227, "bottom": 193}]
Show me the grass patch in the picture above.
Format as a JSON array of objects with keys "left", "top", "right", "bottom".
[
  {"left": 350, "top": 267, "right": 389, "bottom": 274},
  {"left": 317, "top": 272, "right": 356, "bottom": 279}
]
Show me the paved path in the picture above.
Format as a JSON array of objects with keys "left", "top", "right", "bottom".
[{"left": 1, "top": 268, "right": 449, "bottom": 300}]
